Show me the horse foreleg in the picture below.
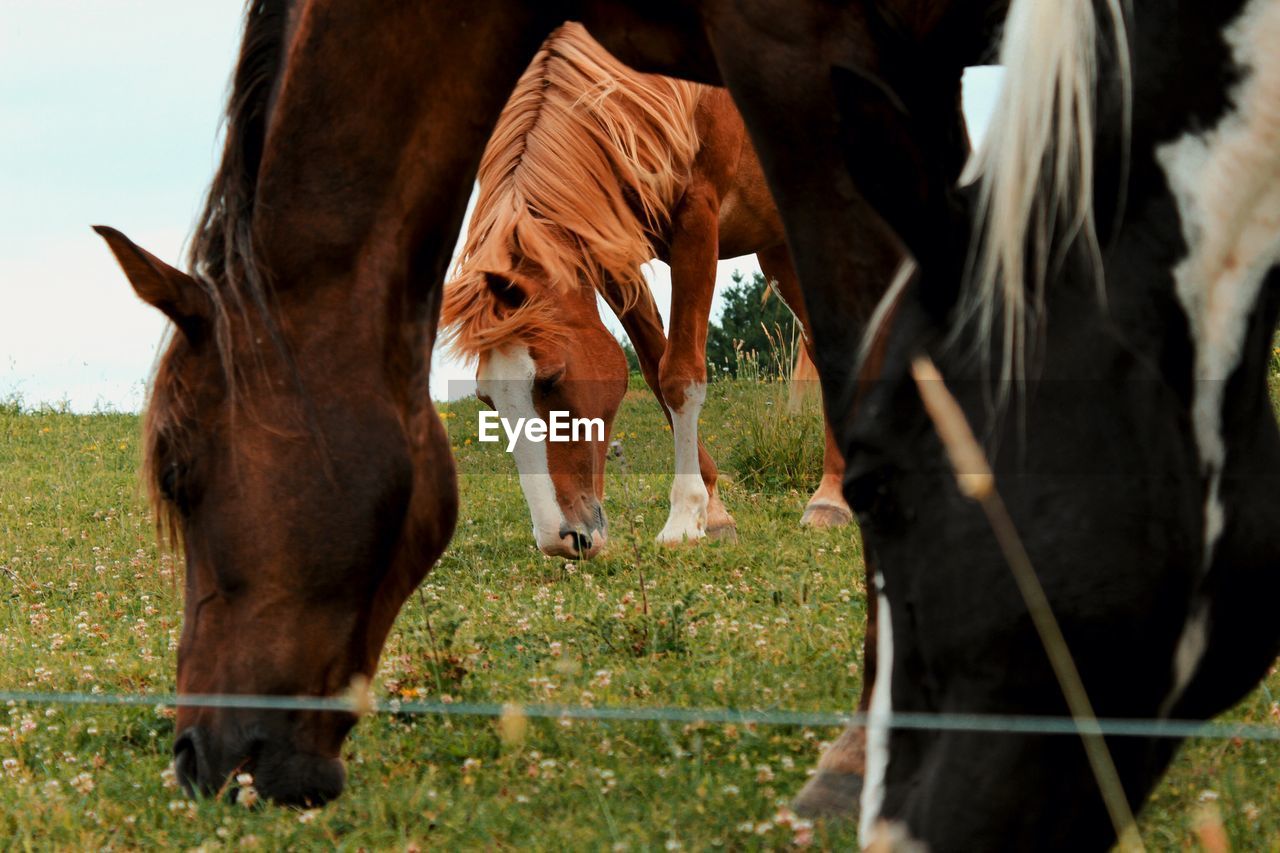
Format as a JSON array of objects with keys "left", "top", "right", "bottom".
[
  {"left": 804, "top": 423, "right": 853, "bottom": 527},
  {"left": 656, "top": 184, "right": 735, "bottom": 545},
  {"left": 606, "top": 280, "right": 734, "bottom": 543},
  {"left": 757, "top": 244, "right": 852, "bottom": 529}
]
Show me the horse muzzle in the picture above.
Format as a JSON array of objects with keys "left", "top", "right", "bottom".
[{"left": 174, "top": 723, "right": 346, "bottom": 807}]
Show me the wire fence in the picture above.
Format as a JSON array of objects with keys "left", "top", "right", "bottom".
[{"left": 3, "top": 688, "right": 1279, "bottom": 743}]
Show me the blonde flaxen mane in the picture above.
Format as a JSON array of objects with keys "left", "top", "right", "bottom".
[
  {"left": 957, "top": 0, "right": 1130, "bottom": 387},
  {"left": 443, "top": 23, "right": 705, "bottom": 358}
]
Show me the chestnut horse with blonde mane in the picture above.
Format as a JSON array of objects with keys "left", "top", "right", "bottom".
[{"left": 443, "top": 23, "right": 850, "bottom": 559}]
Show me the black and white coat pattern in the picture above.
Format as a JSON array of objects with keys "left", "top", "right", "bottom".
[{"left": 844, "top": 0, "right": 1280, "bottom": 848}]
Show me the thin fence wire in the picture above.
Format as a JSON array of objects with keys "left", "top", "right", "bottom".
[{"left": 2, "top": 689, "right": 1279, "bottom": 742}]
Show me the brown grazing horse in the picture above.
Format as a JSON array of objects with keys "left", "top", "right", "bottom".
[
  {"left": 96, "top": 0, "right": 997, "bottom": 819},
  {"left": 443, "top": 23, "right": 850, "bottom": 560}
]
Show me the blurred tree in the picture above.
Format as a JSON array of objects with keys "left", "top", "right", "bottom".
[
  {"left": 620, "top": 336, "right": 642, "bottom": 376},
  {"left": 705, "top": 270, "right": 800, "bottom": 379}
]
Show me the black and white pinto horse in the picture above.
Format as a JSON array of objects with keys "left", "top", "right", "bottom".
[{"left": 847, "top": 0, "right": 1280, "bottom": 847}]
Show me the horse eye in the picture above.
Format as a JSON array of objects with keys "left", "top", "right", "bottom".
[
  {"left": 160, "top": 461, "right": 195, "bottom": 515},
  {"left": 536, "top": 367, "right": 566, "bottom": 394},
  {"left": 160, "top": 462, "right": 180, "bottom": 501}
]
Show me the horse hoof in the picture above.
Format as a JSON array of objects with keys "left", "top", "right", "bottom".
[
  {"left": 656, "top": 529, "right": 704, "bottom": 547},
  {"left": 801, "top": 502, "right": 853, "bottom": 529},
  {"left": 706, "top": 522, "right": 738, "bottom": 543},
  {"left": 791, "top": 770, "right": 863, "bottom": 820}
]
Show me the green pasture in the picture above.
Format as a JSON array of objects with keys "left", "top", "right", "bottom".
[{"left": 0, "top": 361, "right": 1278, "bottom": 849}]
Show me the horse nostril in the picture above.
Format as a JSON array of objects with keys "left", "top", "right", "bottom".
[
  {"left": 173, "top": 731, "right": 201, "bottom": 795},
  {"left": 558, "top": 525, "right": 592, "bottom": 555}
]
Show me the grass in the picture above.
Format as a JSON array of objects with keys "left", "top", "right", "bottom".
[{"left": 1, "top": 368, "right": 1278, "bottom": 849}]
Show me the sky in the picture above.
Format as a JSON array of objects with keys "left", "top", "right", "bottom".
[{"left": 0, "top": 2, "right": 1005, "bottom": 412}]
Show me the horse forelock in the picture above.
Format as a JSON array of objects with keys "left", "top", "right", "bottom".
[
  {"left": 443, "top": 22, "right": 704, "bottom": 358},
  {"left": 439, "top": 268, "right": 575, "bottom": 362},
  {"left": 957, "top": 0, "right": 1131, "bottom": 389}
]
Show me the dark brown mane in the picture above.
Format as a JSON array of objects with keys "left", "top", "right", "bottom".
[
  {"left": 144, "top": 0, "right": 293, "bottom": 541},
  {"left": 188, "top": 0, "right": 291, "bottom": 305}
]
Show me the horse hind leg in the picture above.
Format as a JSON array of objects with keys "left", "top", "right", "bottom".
[
  {"left": 801, "top": 416, "right": 853, "bottom": 529},
  {"left": 757, "top": 245, "right": 852, "bottom": 530}
]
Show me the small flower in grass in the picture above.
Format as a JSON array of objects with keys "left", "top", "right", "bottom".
[
  {"left": 161, "top": 763, "right": 178, "bottom": 790},
  {"left": 3, "top": 758, "right": 18, "bottom": 776},
  {"left": 70, "top": 772, "right": 94, "bottom": 794},
  {"left": 664, "top": 839, "right": 682, "bottom": 851},
  {"left": 235, "top": 785, "right": 259, "bottom": 808},
  {"left": 756, "top": 764, "right": 775, "bottom": 782},
  {"left": 721, "top": 784, "right": 740, "bottom": 797},
  {"left": 43, "top": 780, "right": 61, "bottom": 794},
  {"left": 298, "top": 809, "right": 321, "bottom": 824}
]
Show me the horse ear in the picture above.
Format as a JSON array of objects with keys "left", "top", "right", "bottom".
[
  {"left": 484, "top": 272, "right": 537, "bottom": 312},
  {"left": 93, "top": 225, "right": 212, "bottom": 341}
]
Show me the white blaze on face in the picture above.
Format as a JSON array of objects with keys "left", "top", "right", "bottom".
[
  {"left": 477, "top": 345, "right": 568, "bottom": 552},
  {"left": 860, "top": 576, "right": 895, "bottom": 846},
  {"left": 1156, "top": 0, "right": 1280, "bottom": 704},
  {"left": 657, "top": 381, "right": 709, "bottom": 544}
]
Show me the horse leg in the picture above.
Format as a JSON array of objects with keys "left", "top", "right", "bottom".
[
  {"left": 656, "top": 183, "right": 735, "bottom": 545},
  {"left": 757, "top": 244, "right": 852, "bottom": 529},
  {"left": 605, "top": 280, "right": 736, "bottom": 543}
]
